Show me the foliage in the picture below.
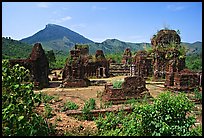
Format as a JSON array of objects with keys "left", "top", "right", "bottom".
[
  {"left": 46, "top": 50, "right": 56, "bottom": 68},
  {"left": 186, "top": 53, "right": 202, "bottom": 71},
  {"left": 105, "top": 53, "right": 123, "bottom": 63},
  {"left": 2, "top": 60, "right": 55, "bottom": 136},
  {"left": 104, "top": 101, "right": 113, "bottom": 108},
  {"left": 113, "top": 80, "right": 124, "bottom": 89},
  {"left": 61, "top": 101, "right": 79, "bottom": 111},
  {"left": 2, "top": 37, "right": 33, "bottom": 59},
  {"left": 193, "top": 88, "right": 202, "bottom": 102},
  {"left": 82, "top": 98, "right": 96, "bottom": 120},
  {"left": 44, "top": 103, "right": 53, "bottom": 119},
  {"left": 189, "top": 125, "right": 202, "bottom": 136},
  {"left": 94, "top": 91, "right": 197, "bottom": 136},
  {"left": 41, "top": 93, "right": 55, "bottom": 103}
]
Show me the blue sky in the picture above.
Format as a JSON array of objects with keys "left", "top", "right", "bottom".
[{"left": 2, "top": 2, "right": 202, "bottom": 43}]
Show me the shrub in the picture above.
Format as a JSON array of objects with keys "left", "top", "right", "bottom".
[
  {"left": 82, "top": 98, "right": 96, "bottom": 120},
  {"left": 2, "top": 60, "right": 55, "bottom": 136},
  {"left": 94, "top": 91, "right": 197, "bottom": 136},
  {"left": 113, "top": 80, "right": 123, "bottom": 89},
  {"left": 136, "top": 91, "right": 196, "bottom": 136},
  {"left": 44, "top": 104, "right": 53, "bottom": 119},
  {"left": 193, "top": 88, "right": 202, "bottom": 102},
  {"left": 61, "top": 101, "right": 79, "bottom": 111}
]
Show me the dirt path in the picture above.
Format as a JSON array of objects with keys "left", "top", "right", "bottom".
[{"left": 34, "top": 76, "right": 202, "bottom": 136}]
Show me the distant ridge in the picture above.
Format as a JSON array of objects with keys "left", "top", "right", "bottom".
[{"left": 15, "top": 24, "right": 202, "bottom": 55}]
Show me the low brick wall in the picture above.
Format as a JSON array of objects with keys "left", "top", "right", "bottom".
[
  {"left": 102, "top": 76, "right": 149, "bottom": 102},
  {"left": 62, "top": 79, "right": 90, "bottom": 88},
  {"left": 66, "top": 105, "right": 133, "bottom": 117}
]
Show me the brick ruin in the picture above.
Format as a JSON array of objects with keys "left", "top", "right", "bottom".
[
  {"left": 151, "top": 29, "right": 181, "bottom": 80},
  {"left": 109, "top": 48, "right": 133, "bottom": 77},
  {"left": 133, "top": 50, "right": 153, "bottom": 78},
  {"left": 9, "top": 43, "right": 49, "bottom": 89},
  {"left": 121, "top": 48, "right": 132, "bottom": 64},
  {"left": 164, "top": 58, "right": 200, "bottom": 91},
  {"left": 109, "top": 63, "right": 130, "bottom": 76},
  {"left": 95, "top": 50, "right": 109, "bottom": 78},
  {"left": 147, "top": 28, "right": 202, "bottom": 91},
  {"left": 62, "top": 44, "right": 109, "bottom": 87},
  {"left": 102, "top": 76, "right": 149, "bottom": 103}
]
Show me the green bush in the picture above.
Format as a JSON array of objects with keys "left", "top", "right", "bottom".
[
  {"left": 95, "top": 91, "right": 198, "bottom": 136},
  {"left": 44, "top": 104, "right": 53, "bottom": 119},
  {"left": 113, "top": 80, "right": 123, "bottom": 89},
  {"left": 61, "top": 101, "right": 79, "bottom": 111},
  {"left": 2, "top": 60, "right": 55, "bottom": 136},
  {"left": 82, "top": 98, "right": 96, "bottom": 120},
  {"left": 193, "top": 88, "right": 202, "bottom": 102}
]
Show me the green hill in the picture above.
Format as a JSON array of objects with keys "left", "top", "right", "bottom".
[
  {"left": 88, "top": 39, "right": 150, "bottom": 54},
  {"left": 2, "top": 37, "right": 33, "bottom": 59}
]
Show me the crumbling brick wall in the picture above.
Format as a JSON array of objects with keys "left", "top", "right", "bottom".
[
  {"left": 62, "top": 45, "right": 89, "bottom": 87},
  {"left": 95, "top": 50, "right": 109, "bottom": 78},
  {"left": 122, "top": 48, "right": 132, "bottom": 64},
  {"left": 151, "top": 29, "right": 182, "bottom": 80},
  {"left": 133, "top": 50, "right": 153, "bottom": 78},
  {"left": 62, "top": 45, "right": 110, "bottom": 87},
  {"left": 165, "top": 64, "right": 200, "bottom": 91},
  {"left": 174, "top": 69, "right": 199, "bottom": 91},
  {"left": 109, "top": 63, "right": 130, "bottom": 76},
  {"left": 75, "top": 44, "right": 89, "bottom": 55},
  {"left": 102, "top": 76, "right": 148, "bottom": 102},
  {"left": 151, "top": 29, "right": 181, "bottom": 48},
  {"left": 9, "top": 43, "right": 49, "bottom": 89}
]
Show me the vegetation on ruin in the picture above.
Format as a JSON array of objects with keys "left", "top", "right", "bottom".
[
  {"left": 2, "top": 60, "right": 55, "bottom": 136},
  {"left": 113, "top": 80, "right": 124, "bottom": 89}
]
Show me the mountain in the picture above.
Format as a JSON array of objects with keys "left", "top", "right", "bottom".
[
  {"left": 181, "top": 41, "right": 202, "bottom": 55},
  {"left": 20, "top": 24, "right": 93, "bottom": 53},
  {"left": 88, "top": 39, "right": 150, "bottom": 54},
  {"left": 19, "top": 24, "right": 202, "bottom": 55}
]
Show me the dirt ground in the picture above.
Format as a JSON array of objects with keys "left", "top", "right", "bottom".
[{"left": 34, "top": 75, "right": 202, "bottom": 136}]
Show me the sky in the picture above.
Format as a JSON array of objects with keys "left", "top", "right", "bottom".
[{"left": 2, "top": 2, "right": 202, "bottom": 43}]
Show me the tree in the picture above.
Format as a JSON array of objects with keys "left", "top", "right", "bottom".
[{"left": 46, "top": 50, "right": 56, "bottom": 68}]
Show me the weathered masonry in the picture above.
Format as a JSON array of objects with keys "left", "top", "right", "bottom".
[{"left": 9, "top": 43, "right": 49, "bottom": 89}]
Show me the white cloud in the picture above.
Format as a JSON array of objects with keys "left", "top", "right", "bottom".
[
  {"left": 167, "top": 4, "right": 185, "bottom": 11},
  {"left": 61, "top": 16, "right": 72, "bottom": 21},
  {"left": 37, "top": 2, "right": 49, "bottom": 8},
  {"left": 51, "top": 16, "right": 72, "bottom": 23},
  {"left": 91, "top": 5, "right": 107, "bottom": 11}
]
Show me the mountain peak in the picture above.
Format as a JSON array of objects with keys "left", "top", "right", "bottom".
[
  {"left": 46, "top": 24, "right": 57, "bottom": 28},
  {"left": 20, "top": 24, "right": 93, "bottom": 45}
]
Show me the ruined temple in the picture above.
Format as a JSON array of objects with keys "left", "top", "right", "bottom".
[
  {"left": 151, "top": 29, "right": 181, "bottom": 48},
  {"left": 164, "top": 57, "right": 199, "bottom": 91},
  {"left": 121, "top": 48, "right": 132, "bottom": 64},
  {"left": 151, "top": 29, "right": 182, "bottom": 80},
  {"left": 95, "top": 50, "right": 109, "bottom": 78},
  {"left": 9, "top": 43, "right": 49, "bottom": 89},
  {"left": 133, "top": 50, "right": 153, "bottom": 78},
  {"left": 62, "top": 44, "right": 109, "bottom": 87}
]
